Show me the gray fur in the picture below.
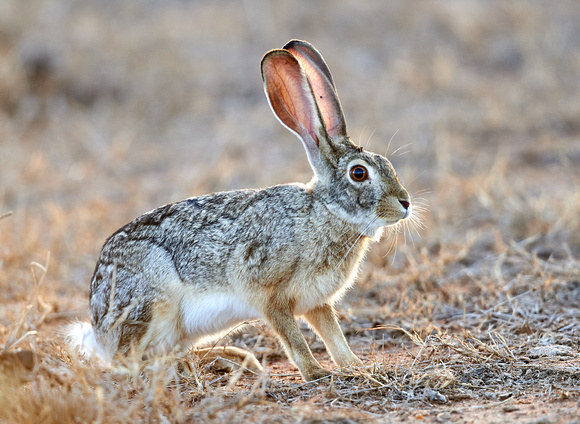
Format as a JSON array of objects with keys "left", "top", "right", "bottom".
[{"left": 80, "top": 40, "right": 411, "bottom": 375}]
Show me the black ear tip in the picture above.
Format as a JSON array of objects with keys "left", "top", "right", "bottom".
[{"left": 283, "top": 39, "right": 311, "bottom": 51}]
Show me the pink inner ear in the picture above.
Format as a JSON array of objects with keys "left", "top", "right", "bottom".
[
  {"left": 302, "top": 61, "right": 343, "bottom": 138},
  {"left": 263, "top": 53, "right": 321, "bottom": 146},
  {"left": 284, "top": 42, "right": 346, "bottom": 140}
]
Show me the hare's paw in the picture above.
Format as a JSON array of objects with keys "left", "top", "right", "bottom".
[
  {"left": 302, "top": 366, "right": 333, "bottom": 382},
  {"left": 195, "top": 346, "right": 263, "bottom": 374},
  {"left": 336, "top": 355, "right": 364, "bottom": 368}
]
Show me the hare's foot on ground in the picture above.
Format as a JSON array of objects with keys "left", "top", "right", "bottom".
[{"left": 194, "top": 346, "right": 263, "bottom": 373}]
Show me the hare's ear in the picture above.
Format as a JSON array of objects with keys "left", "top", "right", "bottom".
[
  {"left": 261, "top": 49, "right": 329, "bottom": 172},
  {"left": 283, "top": 40, "right": 347, "bottom": 140}
]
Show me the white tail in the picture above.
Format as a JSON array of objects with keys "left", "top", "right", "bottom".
[{"left": 64, "top": 321, "right": 109, "bottom": 362}]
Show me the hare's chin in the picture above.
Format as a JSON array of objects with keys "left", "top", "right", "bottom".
[
  {"left": 360, "top": 216, "right": 404, "bottom": 239},
  {"left": 359, "top": 222, "right": 384, "bottom": 240},
  {"left": 375, "top": 216, "right": 405, "bottom": 229}
]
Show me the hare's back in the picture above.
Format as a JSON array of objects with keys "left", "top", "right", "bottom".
[
  {"left": 96, "top": 185, "right": 312, "bottom": 283},
  {"left": 97, "top": 189, "right": 259, "bottom": 274}
]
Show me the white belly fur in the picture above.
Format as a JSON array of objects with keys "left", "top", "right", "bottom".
[
  {"left": 138, "top": 247, "right": 260, "bottom": 351},
  {"left": 179, "top": 291, "right": 260, "bottom": 345}
]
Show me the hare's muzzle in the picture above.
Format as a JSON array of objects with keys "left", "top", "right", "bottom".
[{"left": 399, "top": 199, "right": 410, "bottom": 219}]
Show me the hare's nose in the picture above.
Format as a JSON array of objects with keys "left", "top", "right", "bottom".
[{"left": 399, "top": 199, "right": 410, "bottom": 210}]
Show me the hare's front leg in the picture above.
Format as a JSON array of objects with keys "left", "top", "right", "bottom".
[
  {"left": 304, "top": 303, "right": 363, "bottom": 368},
  {"left": 264, "top": 302, "right": 330, "bottom": 382}
]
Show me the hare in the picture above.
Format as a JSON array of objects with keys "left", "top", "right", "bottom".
[{"left": 67, "top": 40, "right": 411, "bottom": 382}]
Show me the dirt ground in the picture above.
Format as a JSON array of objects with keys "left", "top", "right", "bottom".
[{"left": 0, "top": 1, "right": 579, "bottom": 423}]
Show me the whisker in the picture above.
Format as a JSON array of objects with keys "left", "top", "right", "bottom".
[
  {"left": 407, "top": 171, "right": 431, "bottom": 185},
  {"left": 396, "top": 149, "right": 413, "bottom": 157},
  {"left": 384, "top": 223, "right": 401, "bottom": 264},
  {"left": 363, "top": 127, "right": 377, "bottom": 150},
  {"left": 411, "top": 206, "right": 429, "bottom": 214},
  {"left": 411, "top": 203, "right": 429, "bottom": 210},
  {"left": 366, "top": 128, "right": 377, "bottom": 150},
  {"left": 411, "top": 208, "right": 429, "bottom": 217},
  {"left": 408, "top": 210, "right": 427, "bottom": 232},
  {"left": 384, "top": 223, "right": 399, "bottom": 249},
  {"left": 390, "top": 142, "right": 413, "bottom": 157},
  {"left": 406, "top": 220, "right": 419, "bottom": 247},
  {"left": 385, "top": 129, "right": 399, "bottom": 157},
  {"left": 401, "top": 220, "right": 411, "bottom": 248},
  {"left": 409, "top": 218, "right": 425, "bottom": 236},
  {"left": 411, "top": 212, "right": 427, "bottom": 225},
  {"left": 358, "top": 126, "right": 367, "bottom": 148}
]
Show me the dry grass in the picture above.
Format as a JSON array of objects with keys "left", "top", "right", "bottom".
[{"left": 1, "top": 1, "right": 579, "bottom": 423}]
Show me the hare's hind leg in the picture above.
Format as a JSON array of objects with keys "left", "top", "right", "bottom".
[
  {"left": 304, "top": 303, "right": 363, "bottom": 368},
  {"left": 194, "top": 346, "right": 262, "bottom": 373}
]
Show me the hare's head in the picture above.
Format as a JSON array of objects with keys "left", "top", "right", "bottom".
[{"left": 262, "top": 40, "right": 410, "bottom": 237}]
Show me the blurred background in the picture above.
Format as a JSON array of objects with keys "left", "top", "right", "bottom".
[{"left": 0, "top": 0, "right": 579, "bottom": 316}]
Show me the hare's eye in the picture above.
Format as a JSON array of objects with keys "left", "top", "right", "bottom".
[{"left": 349, "top": 165, "right": 368, "bottom": 182}]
